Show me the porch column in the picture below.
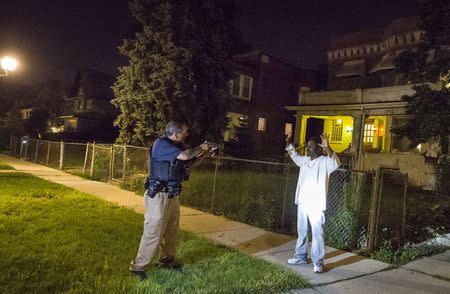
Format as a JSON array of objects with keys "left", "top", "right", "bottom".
[
  {"left": 384, "top": 116, "right": 393, "bottom": 152},
  {"left": 352, "top": 111, "right": 366, "bottom": 169},
  {"left": 351, "top": 112, "right": 363, "bottom": 153}
]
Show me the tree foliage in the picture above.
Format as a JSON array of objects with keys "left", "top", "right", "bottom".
[
  {"left": 0, "top": 79, "right": 64, "bottom": 137},
  {"left": 394, "top": 84, "right": 450, "bottom": 149},
  {"left": 112, "top": 0, "right": 241, "bottom": 146},
  {"left": 393, "top": 0, "right": 450, "bottom": 153},
  {"left": 31, "top": 79, "right": 66, "bottom": 117},
  {"left": 224, "top": 115, "right": 254, "bottom": 157},
  {"left": 25, "top": 80, "right": 65, "bottom": 137},
  {"left": 24, "top": 109, "right": 49, "bottom": 138}
]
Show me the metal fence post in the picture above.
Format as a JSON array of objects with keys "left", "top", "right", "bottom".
[
  {"left": 19, "top": 138, "right": 24, "bottom": 158},
  {"left": 108, "top": 146, "right": 114, "bottom": 181},
  {"left": 35, "top": 140, "right": 39, "bottom": 162},
  {"left": 402, "top": 173, "right": 408, "bottom": 244},
  {"left": 15, "top": 137, "right": 18, "bottom": 156},
  {"left": 59, "top": 141, "right": 65, "bottom": 169},
  {"left": 83, "top": 142, "right": 90, "bottom": 174},
  {"left": 46, "top": 141, "right": 51, "bottom": 165},
  {"left": 368, "top": 167, "right": 381, "bottom": 253},
  {"left": 122, "top": 145, "right": 127, "bottom": 182},
  {"left": 9, "top": 135, "right": 13, "bottom": 154},
  {"left": 24, "top": 139, "right": 29, "bottom": 158},
  {"left": 90, "top": 142, "right": 96, "bottom": 177},
  {"left": 281, "top": 163, "right": 290, "bottom": 229},
  {"left": 373, "top": 171, "right": 385, "bottom": 249},
  {"left": 210, "top": 156, "right": 220, "bottom": 212}
]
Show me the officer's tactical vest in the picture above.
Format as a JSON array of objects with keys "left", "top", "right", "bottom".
[{"left": 149, "top": 137, "right": 187, "bottom": 184}]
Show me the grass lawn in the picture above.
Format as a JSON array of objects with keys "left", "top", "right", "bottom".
[
  {"left": 0, "top": 172, "right": 308, "bottom": 293},
  {"left": 0, "top": 160, "right": 14, "bottom": 170}
]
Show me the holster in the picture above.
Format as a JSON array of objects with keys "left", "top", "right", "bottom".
[
  {"left": 167, "top": 185, "right": 182, "bottom": 198},
  {"left": 145, "top": 179, "right": 164, "bottom": 198},
  {"left": 145, "top": 178, "right": 182, "bottom": 199}
]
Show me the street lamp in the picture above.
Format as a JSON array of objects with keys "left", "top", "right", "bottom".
[{"left": 1, "top": 56, "right": 18, "bottom": 77}]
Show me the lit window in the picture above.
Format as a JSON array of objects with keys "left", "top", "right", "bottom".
[
  {"left": 257, "top": 117, "right": 266, "bottom": 132},
  {"left": 331, "top": 119, "right": 343, "bottom": 142},
  {"left": 230, "top": 74, "right": 253, "bottom": 100},
  {"left": 364, "top": 123, "right": 375, "bottom": 143},
  {"left": 67, "top": 119, "right": 78, "bottom": 130},
  {"left": 284, "top": 123, "right": 293, "bottom": 136}
]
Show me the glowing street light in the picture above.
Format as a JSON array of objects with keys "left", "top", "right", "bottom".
[{"left": 1, "top": 56, "right": 18, "bottom": 77}]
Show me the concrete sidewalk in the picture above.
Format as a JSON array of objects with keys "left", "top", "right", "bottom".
[{"left": 1, "top": 153, "right": 449, "bottom": 293}]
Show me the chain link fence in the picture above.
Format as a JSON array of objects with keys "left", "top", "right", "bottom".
[
  {"left": 9, "top": 135, "right": 408, "bottom": 251},
  {"left": 325, "top": 170, "right": 373, "bottom": 249},
  {"left": 182, "top": 157, "right": 299, "bottom": 233}
]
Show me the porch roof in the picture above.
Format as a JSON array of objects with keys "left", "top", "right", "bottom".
[
  {"left": 285, "top": 101, "right": 406, "bottom": 112},
  {"left": 335, "top": 60, "right": 365, "bottom": 77}
]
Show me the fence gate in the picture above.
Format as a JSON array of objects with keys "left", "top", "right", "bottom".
[{"left": 368, "top": 167, "right": 408, "bottom": 252}]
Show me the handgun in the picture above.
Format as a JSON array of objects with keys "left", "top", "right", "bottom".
[{"left": 204, "top": 141, "right": 219, "bottom": 151}]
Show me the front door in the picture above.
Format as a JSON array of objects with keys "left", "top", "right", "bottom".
[{"left": 305, "top": 117, "right": 324, "bottom": 143}]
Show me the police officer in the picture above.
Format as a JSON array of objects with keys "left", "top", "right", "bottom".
[{"left": 130, "top": 121, "right": 212, "bottom": 279}]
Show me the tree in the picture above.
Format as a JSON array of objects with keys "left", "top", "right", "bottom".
[
  {"left": 31, "top": 79, "right": 66, "bottom": 117},
  {"left": 21, "top": 79, "right": 66, "bottom": 138},
  {"left": 24, "top": 109, "right": 49, "bottom": 138},
  {"left": 393, "top": 0, "right": 450, "bottom": 155},
  {"left": 112, "top": 0, "right": 242, "bottom": 146}
]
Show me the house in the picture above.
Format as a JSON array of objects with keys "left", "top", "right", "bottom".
[
  {"left": 224, "top": 50, "right": 318, "bottom": 160},
  {"left": 51, "top": 69, "right": 117, "bottom": 141},
  {"left": 286, "top": 17, "right": 443, "bottom": 187}
]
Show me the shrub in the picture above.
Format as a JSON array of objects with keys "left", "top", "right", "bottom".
[
  {"left": 121, "top": 173, "right": 147, "bottom": 195},
  {"left": 371, "top": 240, "right": 448, "bottom": 266},
  {"left": 406, "top": 189, "right": 450, "bottom": 243},
  {"left": 325, "top": 209, "right": 357, "bottom": 249}
]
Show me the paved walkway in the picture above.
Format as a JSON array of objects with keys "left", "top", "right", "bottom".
[{"left": 1, "top": 153, "right": 449, "bottom": 293}]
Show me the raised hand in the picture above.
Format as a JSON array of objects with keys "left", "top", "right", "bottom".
[
  {"left": 199, "top": 143, "right": 210, "bottom": 151},
  {"left": 286, "top": 134, "right": 292, "bottom": 146},
  {"left": 319, "top": 133, "right": 329, "bottom": 149}
]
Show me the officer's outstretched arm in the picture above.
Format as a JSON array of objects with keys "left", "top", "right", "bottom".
[{"left": 177, "top": 144, "right": 209, "bottom": 161}]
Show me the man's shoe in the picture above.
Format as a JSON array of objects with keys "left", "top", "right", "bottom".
[
  {"left": 131, "top": 270, "right": 147, "bottom": 280},
  {"left": 287, "top": 256, "right": 307, "bottom": 265},
  {"left": 313, "top": 263, "right": 323, "bottom": 273}
]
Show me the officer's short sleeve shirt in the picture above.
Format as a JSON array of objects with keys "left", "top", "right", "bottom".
[{"left": 151, "top": 137, "right": 184, "bottom": 161}]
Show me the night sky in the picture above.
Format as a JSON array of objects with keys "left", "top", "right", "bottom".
[{"left": 0, "top": 0, "right": 419, "bottom": 86}]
